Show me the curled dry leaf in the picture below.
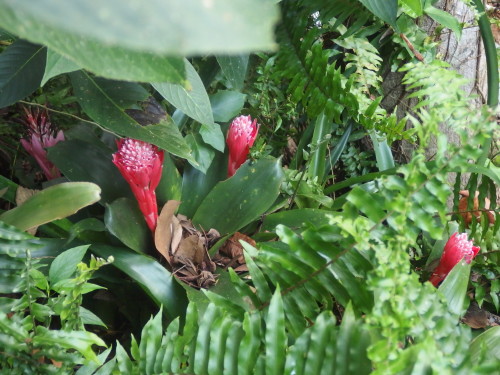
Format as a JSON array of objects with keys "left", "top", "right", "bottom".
[
  {"left": 213, "top": 232, "right": 255, "bottom": 273},
  {"left": 458, "top": 190, "right": 495, "bottom": 227},
  {"left": 155, "top": 200, "right": 219, "bottom": 289}
]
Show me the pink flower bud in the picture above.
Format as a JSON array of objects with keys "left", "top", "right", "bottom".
[
  {"left": 429, "top": 232, "right": 480, "bottom": 287},
  {"left": 112, "top": 138, "right": 164, "bottom": 233},
  {"left": 20, "top": 107, "right": 64, "bottom": 180},
  {"left": 226, "top": 115, "right": 259, "bottom": 177}
]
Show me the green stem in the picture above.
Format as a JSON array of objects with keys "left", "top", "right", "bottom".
[{"left": 472, "top": 0, "right": 499, "bottom": 164}]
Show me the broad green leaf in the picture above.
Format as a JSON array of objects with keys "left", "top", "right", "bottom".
[
  {"left": 469, "top": 326, "right": 500, "bottom": 363},
  {"left": 193, "top": 158, "right": 285, "bottom": 234},
  {"left": 369, "top": 131, "right": 395, "bottom": 171},
  {"left": 216, "top": 54, "right": 250, "bottom": 90},
  {"left": 79, "top": 306, "right": 107, "bottom": 328},
  {"left": 438, "top": 261, "right": 471, "bottom": 318},
  {"left": 358, "top": 0, "right": 398, "bottom": 28},
  {"left": 185, "top": 134, "right": 216, "bottom": 174},
  {"left": 210, "top": 90, "right": 246, "bottom": 123},
  {"left": 104, "top": 198, "right": 151, "bottom": 253},
  {"left": 179, "top": 151, "right": 227, "bottom": 219},
  {"left": 424, "top": 6, "right": 461, "bottom": 38},
  {"left": 324, "top": 123, "right": 352, "bottom": 181},
  {"left": 307, "top": 112, "right": 332, "bottom": 182},
  {"left": 0, "top": 0, "right": 278, "bottom": 56},
  {"left": 262, "top": 209, "right": 335, "bottom": 232},
  {"left": 41, "top": 49, "right": 80, "bottom": 86},
  {"left": 400, "top": 0, "right": 424, "bottom": 16},
  {"left": 70, "top": 71, "right": 194, "bottom": 162},
  {"left": 0, "top": 3, "right": 186, "bottom": 83},
  {"left": 92, "top": 78, "right": 149, "bottom": 109},
  {"left": 156, "top": 154, "right": 182, "bottom": 205},
  {"left": 49, "top": 245, "right": 89, "bottom": 284},
  {"left": 154, "top": 60, "right": 225, "bottom": 152},
  {"left": 91, "top": 245, "right": 187, "bottom": 320},
  {"left": 0, "top": 182, "right": 101, "bottom": 231},
  {"left": 48, "top": 139, "right": 133, "bottom": 204},
  {"left": 266, "top": 287, "right": 286, "bottom": 375},
  {"left": 0, "top": 39, "right": 46, "bottom": 108},
  {"left": 33, "top": 327, "right": 106, "bottom": 364}
]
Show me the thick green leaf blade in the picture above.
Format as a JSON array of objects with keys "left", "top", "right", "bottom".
[
  {"left": 91, "top": 245, "right": 187, "bottom": 319},
  {"left": 179, "top": 151, "right": 227, "bottom": 219},
  {"left": 438, "top": 261, "right": 471, "bottom": 318},
  {"left": 192, "top": 158, "right": 285, "bottom": 234},
  {"left": 48, "top": 139, "right": 133, "bottom": 204},
  {"left": 104, "top": 198, "right": 151, "bottom": 253},
  {"left": 469, "top": 326, "right": 500, "bottom": 363},
  {"left": 156, "top": 154, "right": 182, "bottom": 205},
  {"left": 265, "top": 287, "right": 286, "bottom": 375},
  {"left": 369, "top": 131, "right": 395, "bottom": 171},
  {"left": 0, "top": 39, "right": 46, "bottom": 108},
  {"left": 358, "top": 0, "right": 398, "bottom": 28},
  {"left": 262, "top": 209, "right": 334, "bottom": 232},
  {"left": 0, "top": 182, "right": 101, "bottom": 231},
  {"left": 154, "top": 60, "right": 224, "bottom": 152},
  {"left": 41, "top": 49, "right": 80, "bottom": 86},
  {"left": 210, "top": 90, "right": 246, "bottom": 123},
  {"left": 49, "top": 245, "right": 89, "bottom": 284},
  {"left": 216, "top": 55, "right": 250, "bottom": 90},
  {"left": 0, "top": 0, "right": 278, "bottom": 56},
  {"left": 0, "top": 4, "right": 185, "bottom": 83},
  {"left": 70, "top": 71, "right": 194, "bottom": 162}
]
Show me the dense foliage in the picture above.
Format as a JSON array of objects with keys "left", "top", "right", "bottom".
[{"left": 0, "top": 0, "right": 499, "bottom": 374}]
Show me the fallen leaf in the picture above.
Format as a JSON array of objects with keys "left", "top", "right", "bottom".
[{"left": 154, "top": 200, "right": 181, "bottom": 263}]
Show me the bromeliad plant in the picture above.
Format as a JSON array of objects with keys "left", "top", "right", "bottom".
[{"left": 0, "top": 0, "right": 499, "bottom": 374}]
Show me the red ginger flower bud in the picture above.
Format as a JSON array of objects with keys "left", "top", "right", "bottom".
[
  {"left": 112, "top": 138, "right": 164, "bottom": 233},
  {"left": 429, "top": 232, "right": 480, "bottom": 287},
  {"left": 226, "top": 115, "right": 259, "bottom": 177},
  {"left": 20, "top": 107, "right": 64, "bottom": 180}
]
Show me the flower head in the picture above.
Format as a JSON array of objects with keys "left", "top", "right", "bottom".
[
  {"left": 429, "top": 232, "right": 480, "bottom": 287},
  {"left": 20, "top": 107, "right": 64, "bottom": 180},
  {"left": 226, "top": 115, "right": 259, "bottom": 177},
  {"left": 112, "top": 138, "right": 164, "bottom": 232}
]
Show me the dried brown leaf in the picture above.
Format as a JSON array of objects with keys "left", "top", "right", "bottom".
[{"left": 154, "top": 200, "right": 181, "bottom": 264}]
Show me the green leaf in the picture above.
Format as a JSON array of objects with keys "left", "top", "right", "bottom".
[
  {"left": 0, "top": 182, "right": 101, "bottom": 231},
  {"left": 41, "top": 49, "right": 80, "bottom": 86},
  {"left": 79, "top": 306, "right": 107, "bottom": 328},
  {"left": 369, "top": 131, "right": 395, "bottom": 171},
  {"left": 401, "top": 0, "right": 424, "bottom": 16},
  {"left": 0, "top": 4, "right": 186, "bottom": 83},
  {"left": 179, "top": 151, "right": 227, "bottom": 219},
  {"left": 185, "top": 133, "right": 216, "bottom": 174},
  {"left": 70, "top": 71, "right": 194, "bottom": 162},
  {"left": 438, "top": 261, "right": 471, "bottom": 318},
  {"left": 324, "top": 123, "right": 352, "bottom": 182},
  {"left": 469, "top": 326, "right": 500, "bottom": 363},
  {"left": 0, "top": 0, "right": 278, "bottom": 57},
  {"left": 307, "top": 112, "right": 332, "bottom": 182},
  {"left": 156, "top": 154, "right": 182, "bottom": 205},
  {"left": 49, "top": 245, "right": 89, "bottom": 284},
  {"left": 193, "top": 158, "right": 285, "bottom": 234},
  {"left": 424, "top": 6, "right": 461, "bottom": 39},
  {"left": 48, "top": 139, "right": 133, "bottom": 204},
  {"left": 104, "top": 198, "right": 151, "bottom": 253},
  {"left": 266, "top": 287, "right": 286, "bottom": 375},
  {"left": 210, "top": 90, "right": 246, "bottom": 123},
  {"left": 216, "top": 54, "right": 250, "bottom": 90},
  {"left": 91, "top": 245, "right": 187, "bottom": 319},
  {"left": 358, "top": 0, "right": 398, "bottom": 28},
  {"left": 262, "top": 209, "right": 334, "bottom": 232},
  {"left": 0, "top": 39, "right": 46, "bottom": 108},
  {"left": 154, "top": 60, "right": 225, "bottom": 152}
]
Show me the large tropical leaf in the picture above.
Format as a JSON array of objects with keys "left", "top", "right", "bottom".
[{"left": 0, "top": 39, "right": 46, "bottom": 108}]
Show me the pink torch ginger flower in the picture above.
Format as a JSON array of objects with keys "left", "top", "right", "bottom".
[
  {"left": 20, "top": 107, "right": 64, "bottom": 180},
  {"left": 429, "top": 232, "right": 480, "bottom": 287},
  {"left": 226, "top": 115, "right": 259, "bottom": 177},
  {"left": 112, "top": 138, "right": 164, "bottom": 233}
]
